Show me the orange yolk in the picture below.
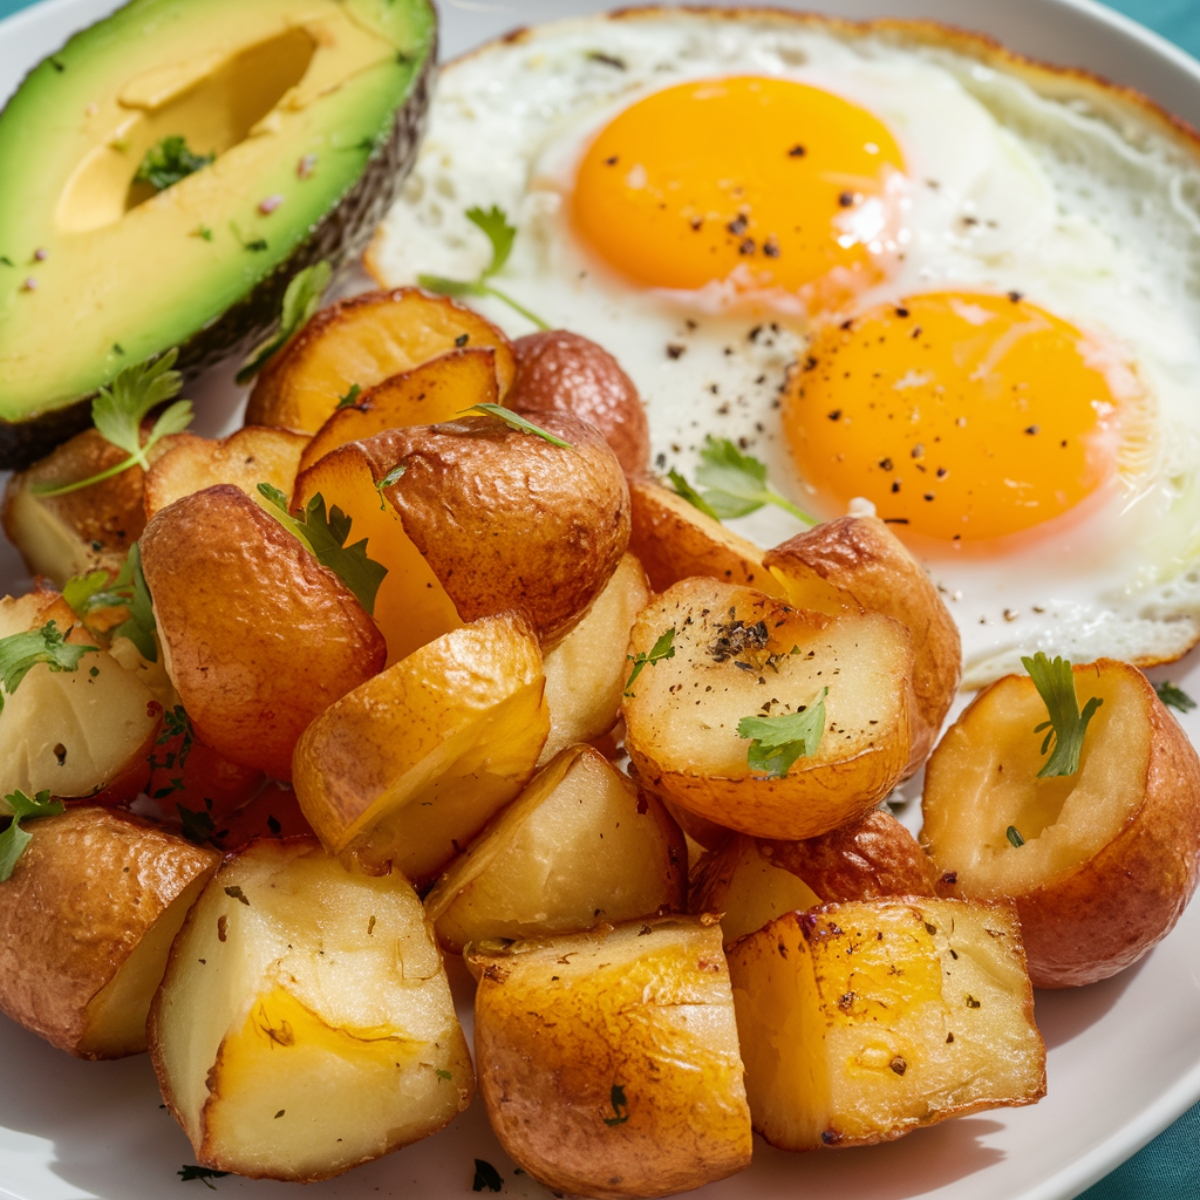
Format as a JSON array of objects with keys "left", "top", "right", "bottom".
[
  {"left": 572, "top": 76, "right": 904, "bottom": 301},
  {"left": 783, "top": 292, "right": 1130, "bottom": 543}
]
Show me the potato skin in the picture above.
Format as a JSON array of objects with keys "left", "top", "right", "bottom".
[
  {"left": 141, "top": 485, "right": 386, "bottom": 779},
  {"left": 0, "top": 806, "right": 218, "bottom": 1057},
  {"left": 508, "top": 331, "right": 650, "bottom": 475},
  {"left": 364, "top": 413, "right": 630, "bottom": 644}
]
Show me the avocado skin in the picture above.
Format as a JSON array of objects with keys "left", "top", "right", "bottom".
[{"left": 0, "top": 24, "right": 436, "bottom": 470}]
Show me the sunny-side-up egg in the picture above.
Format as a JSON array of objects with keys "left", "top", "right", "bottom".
[{"left": 368, "top": 8, "right": 1200, "bottom": 686}]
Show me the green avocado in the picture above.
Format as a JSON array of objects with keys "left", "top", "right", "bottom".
[{"left": 0, "top": 0, "right": 436, "bottom": 467}]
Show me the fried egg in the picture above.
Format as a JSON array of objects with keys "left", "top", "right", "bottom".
[{"left": 369, "top": 8, "right": 1200, "bottom": 686}]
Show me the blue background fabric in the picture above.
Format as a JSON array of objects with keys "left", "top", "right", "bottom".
[{"left": 0, "top": 0, "right": 1197, "bottom": 1195}]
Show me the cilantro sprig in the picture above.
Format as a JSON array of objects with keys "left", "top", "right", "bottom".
[
  {"left": 0, "top": 789, "right": 65, "bottom": 882},
  {"left": 0, "top": 620, "right": 97, "bottom": 714},
  {"left": 1155, "top": 680, "right": 1196, "bottom": 714},
  {"left": 418, "top": 206, "right": 549, "bottom": 329},
  {"left": 63, "top": 544, "right": 158, "bottom": 662},
  {"left": 32, "top": 351, "right": 192, "bottom": 497},
  {"left": 737, "top": 687, "right": 828, "bottom": 779},
  {"left": 237, "top": 261, "right": 331, "bottom": 385},
  {"left": 670, "top": 436, "right": 816, "bottom": 525},
  {"left": 624, "top": 628, "right": 676, "bottom": 696},
  {"left": 1022, "top": 652, "right": 1102, "bottom": 778},
  {"left": 257, "top": 484, "right": 387, "bottom": 615},
  {"left": 462, "top": 402, "right": 572, "bottom": 448},
  {"left": 135, "top": 136, "right": 213, "bottom": 192}
]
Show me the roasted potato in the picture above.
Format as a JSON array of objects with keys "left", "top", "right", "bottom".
[
  {"left": 623, "top": 578, "right": 916, "bottom": 840},
  {"left": 293, "top": 612, "right": 549, "bottom": 886},
  {"left": 922, "top": 658, "right": 1200, "bottom": 987},
  {"left": 727, "top": 898, "right": 1045, "bottom": 1151},
  {"left": 470, "top": 915, "right": 751, "bottom": 1199},
  {"left": 216, "top": 782, "right": 314, "bottom": 850},
  {"left": 0, "top": 806, "right": 218, "bottom": 1058},
  {"left": 245, "top": 288, "right": 516, "bottom": 433},
  {"left": 150, "top": 838, "right": 473, "bottom": 1182},
  {"left": 425, "top": 745, "right": 686, "bottom": 952},
  {"left": 140, "top": 485, "right": 386, "bottom": 780},
  {"left": 508, "top": 330, "right": 650, "bottom": 475}
]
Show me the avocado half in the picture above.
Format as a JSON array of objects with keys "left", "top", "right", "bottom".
[{"left": 0, "top": 0, "right": 436, "bottom": 468}]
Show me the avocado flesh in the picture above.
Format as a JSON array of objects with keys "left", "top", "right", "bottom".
[{"left": 0, "top": 0, "right": 435, "bottom": 466}]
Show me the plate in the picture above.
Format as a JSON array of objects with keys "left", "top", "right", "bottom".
[{"left": 2, "top": 1, "right": 1200, "bottom": 1198}]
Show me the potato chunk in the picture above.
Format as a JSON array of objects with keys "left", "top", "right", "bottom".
[
  {"left": 470, "top": 916, "right": 751, "bottom": 1199},
  {"left": 0, "top": 807, "right": 217, "bottom": 1058},
  {"left": 727, "top": 898, "right": 1045, "bottom": 1151},
  {"left": 150, "top": 839, "right": 473, "bottom": 1182},
  {"left": 922, "top": 658, "right": 1200, "bottom": 987},
  {"left": 623, "top": 578, "right": 915, "bottom": 840},
  {"left": 426, "top": 746, "right": 686, "bottom": 951}
]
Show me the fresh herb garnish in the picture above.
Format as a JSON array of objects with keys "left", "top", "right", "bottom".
[
  {"left": 0, "top": 790, "right": 65, "bottom": 882},
  {"left": 671, "top": 436, "right": 816, "bottom": 525},
  {"left": 64, "top": 545, "right": 158, "bottom": 662},
  {"left": 1155, "top": 680, "right": 1196, "bottom": 713},
  {"left": 178, "top": 1165, "right": 231, "bottom": 1188},
  {"left": 135, "top": 136, "right": 213, "bottom": 192},
  {"left": 1021, "top": 652, "right": 1102, "bottom": 779},
  {"left": 418, "top": 206, "right": 549, "bottom": 329},
  {"left": 461, "top": 402, "right": 572, "bottom": 448},
  {"left": 375, "top": 464, "right": 406, "bottom": 510},
  {"left": 32, "top": 351, "right": 191, "bottom": 498},
  {"left": 257, "top": 484, "right": 387, "bottom": 615},
  {"left": 0, "top": 620, "right": 97, "bottom": 714},
  {"left": 1006, "top": 825, "right": 1025, "bottom": 848},
  {"left": 193, "top": 225, "right": 213, "bottom": 242},
  {"left": 472, "top": 1159, "right": 504, "bottom": 1192},
  {"left": 624, "top": 627, "right": 676, "bottom": 696},
  {"left": 603, "top": 1083, "right": 630, "bottom": 1126},
  {"left": 435, "top": 1068, "right": 453, "bottom": 1080},
  {"left": 737, "top": 687, "right": 828, "bottom": 779},
  {"left": 666, "top": 467, "right": 720, "bottom": 520},
  {"left": 237, "top": 261, "right": 331, "bottom": 384},
  {"left": 336, "top": 383, "right": 363, "bottom": 410}
]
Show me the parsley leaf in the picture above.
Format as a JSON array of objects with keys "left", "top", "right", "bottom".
[
  {"left": 32, "top": 350, "right": 191, "bottom": 497},
  {"left": 62, "top": 569, "right": 111, "bottom": 614},
  {"left": 134, "top": 136, "right": 213, "bottom": 191},
  {"left": 1006, "top": 825, "right": 1025, "bottom": 848},
  {"left": 737, "top": 687, "right": 828, "bottom": 778},
  {"left": 65, "top": 545, "right": 158, "bottom": 662},
  {"left": 671, "top": 436, "right": 815, "bottom": 525},
  {"left": 1021, "top": 652, "right": 1102, "bottom": 778},
  {"left": 624, "top": 627, "right": 676, "bottom": 696},
  {"left": 418, "top": 205, "right": 549, "bottom": 329},
  {"left": 0, "top": 620, "right": 97, "bottom": 714},
  {"left": 257, "top": 484, "right": 387, "bottom": 615},
  {"left": 1155, "top": 680, "right": 1196, "bottom": 714},
  {"left": 178, "top": 1164, "right": 231, "bottom": 1188},
  {"left": 603, "top": 1083, "right": 630, "bottom": 1126},
  {"left": 472, "top": 1159, "right": 504, "bottom": 1193},
  {"left": 375, "top": 464, "right": 406, "bottom": 510},
  {"left": 336, "top": 383, "right": 363, "bottom": 410},
  {"left": 0, "top": 789, "right": 65, "bottom": 882},
  {"left": 666, "top": 467, "right": 720, "bottom": 520},
  {"left": 236, "top": 261, "right": 331, "bottom": 384},
  {"left": 461, "top": 402, "right": 572, "bottom": 448}
]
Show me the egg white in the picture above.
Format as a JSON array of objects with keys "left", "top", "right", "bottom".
[{"left": 369, "top": 9, "right": 1200, "bottom": 686}]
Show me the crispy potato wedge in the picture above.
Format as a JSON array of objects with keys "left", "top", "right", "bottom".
[
  {"left": 765, "top": 515, "right": 961, "bottom": 773},
  {"left": 298, "top": 347, "right": 500, "bottom": 475},
  {"left": 143, "top": 427, "right": 310, "bottom": 520},
  {"left": 0, "top": 806, "right": 217, "bottom": 1058},
  {"left": 728, "top": 898, "right": 1045, "bottom": 1151},
  {"left": 426, "top": 746, "right": 686, "bottom": 952},
  {"left": 140, "top": 486, "right": 386, "bottom": 780},
  {"left": 922, "top": 658, "right": 1200, "bottom": 987},
  {"left": 293, "top": 613, "right": 549, "bottom": 886},
  {"left": 470, "top": 915, "right": 751, "bottom": 1199},
  {"left": 150, "top": 839, "right": 473, "bottom": 1182},
  {"left": 627, "top": 476, "right": 786, "bottom": 597},
  {"left": 539, "top": 552, "right": 650, "bottom": 765},
  {"left": 623, "top": 578, "right": 915, "bottom": 840},
  {"left": 245, "top": 288, "right": 515, "bottom": 433},
  {"left": 508, "top": 330, "right": 650, "bottom": 475}
]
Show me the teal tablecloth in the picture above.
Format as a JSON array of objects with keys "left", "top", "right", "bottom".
[{"left": 0, "top": 0, "right": 1197, "bottom": 1196}]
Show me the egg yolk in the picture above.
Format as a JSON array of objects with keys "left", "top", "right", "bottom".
[
  {"left": 572, "top": 75, "right": 904, "bottom": 300},
  {"left": 783, "top": 292, "right": 1132, "bottom": 543}
]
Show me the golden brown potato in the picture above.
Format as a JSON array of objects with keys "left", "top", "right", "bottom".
[
  {"left": 140, "top": 486, "right": 386, "bottom": 780},
  {"left": 623, "top": 578, "right": 915, "bottom": 840},
  {"left": 539, "top": 552, "right": 650, "bottom": 764},
  {"left": 216, "top": 782, "right": 314, "bottom": 850},
  {"left": 470, "top": 915, "right": 751, "bottom": 1199},
  {"left": 143, "top": 426, "right": 310, "bottom": 520},
  {"left": 298, "top": 347, "right": 500, "bottom": 475},
  {"left": 293, "top": 612, "right": 549, "bottom": 886},
  {"left": 765, "top": 515, "right": 961, "bottom": 774},
  {"left": 0, "top": 806, "right": 218, "bottom": 1058},
  {"left": 922, "top": 658, "right": 1200, "bottom": 988},
  {"left": 727, "top": 898, "right": 1045, "bottom": 1151},
  {"left": 627, "top": 475, "right": 786, "bottom": 597},
  {"left": 150, "top": 838, "right": 473, "bottom": 1182},
  {"left": 508, "top": 330, "right": 650, "bottom": 475},
  {"left": 245, "top": 288, "right": 516, "bottom": 433},
  {"left": 425, "top": 746, "right": 686, "bottom": 952}
]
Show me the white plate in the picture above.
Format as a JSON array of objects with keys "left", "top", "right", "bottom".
[{"left": 3, "top": 1, "right": 1200, "bottom": 1198}]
